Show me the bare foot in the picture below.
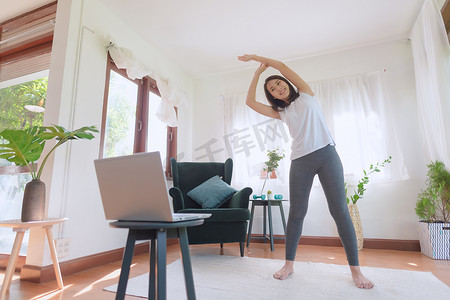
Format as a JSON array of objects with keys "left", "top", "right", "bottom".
[
  {"left": 273, "top": 260, "right": 294, "bottom": 280},
  {"left": 350, "top": 266, "right": 374, "bottom": 289}
]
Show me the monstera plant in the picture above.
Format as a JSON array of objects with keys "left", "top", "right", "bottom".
[{"left": 0, "top": 125, "right": 98, "bottom": 221}]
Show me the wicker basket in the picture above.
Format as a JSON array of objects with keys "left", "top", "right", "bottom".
[{"left": 348, "top": 203, "right": 364, "bottom": 250}]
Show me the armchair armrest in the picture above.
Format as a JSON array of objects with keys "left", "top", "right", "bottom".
[
  {"left": 169, "top": 187, "right": 185, "bottom": 212},
  {"left": 228, "top": 187, "right": 252, "bottom": 208}
]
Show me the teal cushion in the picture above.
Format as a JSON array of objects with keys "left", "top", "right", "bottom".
[{"left": 187, "top": 175, "right": 237, "bottom": 209}]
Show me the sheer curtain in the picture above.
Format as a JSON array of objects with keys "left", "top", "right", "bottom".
[
  {"left": 222, "top": 93, "right": 290, "bottom": 191},
  {"left": 310, "top": 71, "right": 408, "bottom": 184},
  {"left": 224, "top": 71, "right": 408, "bottom": 194},
  {"left": 410, "top": 0, "right": 450, "bottom": 168}
]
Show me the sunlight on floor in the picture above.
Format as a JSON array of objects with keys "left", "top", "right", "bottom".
[
  {"left": 327, "top": 257, "right": 336, "bottom": 260},
  {"left": 0, "top": 273, "right": 20, "bottom": 281},
  {"left": 73, "top": 263, "right": 136, "bottom": 297},
  {"left": 30, "top": 284, "right": 73, "bottom": 300},
  {"left": 408, "top": 262, "right": 418, "bottom": 267}
]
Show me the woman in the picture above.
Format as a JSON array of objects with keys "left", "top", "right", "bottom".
[{"left": 238, "top": 54, "right": 374, "bottom": 289}]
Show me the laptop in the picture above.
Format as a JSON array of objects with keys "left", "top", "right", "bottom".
[{"left": 94, "top": 151, "right": 211, "bottom": 222}]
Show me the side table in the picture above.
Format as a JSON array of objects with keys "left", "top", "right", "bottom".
[
  {"left": 246, "top": 199, "right": 287, "bottom": 251},
  {"left": 0, "top": 218, "right": 68, "bottom": 300},
  {"left": 110, "top": 218, "right": 207, "bottom": 300}
]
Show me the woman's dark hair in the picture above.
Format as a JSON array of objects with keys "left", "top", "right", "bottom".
[{"left": 263, "top": 75, "right": 299, "bottom": 112}]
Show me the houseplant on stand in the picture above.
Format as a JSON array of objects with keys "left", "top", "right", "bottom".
[
  {"left": 0, "top": 125, "right": 98, "bottom": 221},
  {"left": 415, "top": 161, "right": 450, "bottom": 259},
  {"left": 346, "top": 156, "right": 391, "bottom": 250},
  {"left": 259, "top": 148, "right": 285, "bottom": 197}
]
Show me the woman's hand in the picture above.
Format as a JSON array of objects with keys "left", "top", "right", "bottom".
[
  {"left": 240, "top": 54, "right": 314, "bottom": 96},
  {"left": 238, "top": 55, "right": 267, "bottom": 75},
  {"left": 255, "top": 63, "right": 268, "bottom": 75},
  {"left": 238, "top": 54, "right": 257, "bottom": 62}
]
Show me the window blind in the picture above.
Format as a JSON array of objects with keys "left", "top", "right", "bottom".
[{"left": 0, "top": 2, "right": 56, "bottom": 83}]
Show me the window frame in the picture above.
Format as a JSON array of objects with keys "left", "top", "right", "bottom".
[
  {"left": 443, "top": 0, "right": 450, "bottom": 35},
  {"left": 100, "top": 56, "right": 177, "bottom": 177},
  {"left": 0, "top": 2, "right": 56, "bottom": 176}
]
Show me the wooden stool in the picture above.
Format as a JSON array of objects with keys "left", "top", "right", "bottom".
[{"left": 0, "top": 218, "right": 68, "bottom": 300}]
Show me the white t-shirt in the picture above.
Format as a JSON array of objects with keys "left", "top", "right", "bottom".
[{"left": 279, "top": 92, "right": 334, "bottom": 160}]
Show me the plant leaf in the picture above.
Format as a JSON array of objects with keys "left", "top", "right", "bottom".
[{"left": 0, "top": 129, "right": 45, "bottom": 169}]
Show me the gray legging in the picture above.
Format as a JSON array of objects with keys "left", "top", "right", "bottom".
[{"left": 286, "top": 144, "right": 359, "bottom": 266}]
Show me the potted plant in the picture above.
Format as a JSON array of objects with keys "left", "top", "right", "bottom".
[
  {"left": 0, "top": 125, "right": 98, "bottom": 221},
  {"left": 415, "top": 161, "right": 450, "bottom": 259},
  {"left": 260, "top": 148, "right": 285, "bottom": 196},
  {"left": 346, "top": 156, "right": 392, "bottom": 250}
]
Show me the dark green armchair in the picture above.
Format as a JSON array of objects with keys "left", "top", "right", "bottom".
[{"left": 169, "top": 158, "right": 252, "bottom": 257}]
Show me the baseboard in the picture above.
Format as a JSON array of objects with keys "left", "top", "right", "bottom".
[
  {"left": 0, "top": 254, "right": 26, "bottom": 272},
  {"left": 17, "top": 236, "right": 419, "bottom": 284},
  {"left": 20, "top": 239, "right": 179, "bottom": 284},
  {"left": 249, "top": 234, "right": 421, "bottom": 251}
]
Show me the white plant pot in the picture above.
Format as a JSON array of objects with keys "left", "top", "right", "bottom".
[{"left": 418, "top": 221, "right": 450, "bottom": 260}]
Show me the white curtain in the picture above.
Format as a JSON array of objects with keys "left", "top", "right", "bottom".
[
  {"left": 224, "top": 71, "right": 408, "bottom": 193},
  {"left": 310, "top": 71, "right": 408, "bottom": 184},
  {"left": 222, "top": 93, "right": 290, "bottom": 191},
  {"left": 107, "top": 43, "right": 187, "bottom": 126},
  {"left": 410, "top": 0, "right": 450, "bottom": 168}
]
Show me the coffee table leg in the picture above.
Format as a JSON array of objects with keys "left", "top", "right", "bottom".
[
  {"left": 263, "top": 205, "right": 267, "bottom": 243},
  {"left": 179, "top": 227, "right": 196, "bottom": 300},
  {"left": 156, "top": 229, "right": 167, "bottom": 300},
  {"left": 116, "top": 230, "right": 136, "bottom": 300},
  {"left": 0, "top": 229, "right": 25, "bottom": 300},
  {"left": 279, "top": 202, "right": 287, "bottom": 235},
  {"left": 268, "top": 202, "right": 274, "bottom": 251}
]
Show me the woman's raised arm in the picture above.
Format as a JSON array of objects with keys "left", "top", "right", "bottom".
[
  {"left": 238, "top": 54, "right": 313, "bottom": 96},
  {"left": 243, "top": 63, "right": 281, "bottom": 119}
]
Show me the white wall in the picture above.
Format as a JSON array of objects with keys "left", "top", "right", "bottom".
[
  {"left": 27, "top": 0, "right": 438, "bottom": 267},
  {"left": 192, "top": 40, "right": 428, "bottom": 240},
  {"left": 28, "top": 0, "right": 194, "bottom": 266}
]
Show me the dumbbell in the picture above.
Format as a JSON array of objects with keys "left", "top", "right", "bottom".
[
  {"left": 274, "top": 194, "right": 283, "bottom": 199},
  {"left": 253, "top": 194, "right": 266, "bottom": 200}
]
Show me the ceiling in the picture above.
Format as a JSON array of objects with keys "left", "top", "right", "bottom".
[
  {"left": 2, "top": 0, "right": 431, "bottom": 78},
  {"left": 99, "top": 0, "right": 427, "bottom": 78}
]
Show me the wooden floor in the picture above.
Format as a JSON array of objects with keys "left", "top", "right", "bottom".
[{"left": 1, "top": 242, "right": 449, "bottom": 299}]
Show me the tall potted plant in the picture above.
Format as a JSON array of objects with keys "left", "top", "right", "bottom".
[
  {"left": 416, "top": 161, "right": 450, "bottom": 259},
  {"left": 0, "top": 125, "right": 98, "bottom": 221},
  {"left": 346, "top": 156, "right": 391, "bottom": 250}
]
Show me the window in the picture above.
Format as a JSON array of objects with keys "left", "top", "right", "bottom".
[
  {"left": 0, "top": 2, "right": 55, "bottom": 255},
  {"left": 0, "top": 72, "right": 48, "bottom": 256},
  {"left": 100, "top": 57, "right": 177, "bottom": 176}
]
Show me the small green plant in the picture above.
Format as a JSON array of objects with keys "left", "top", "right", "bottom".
[
  {"left": 0, "top": 125, "right": 98, "bottom": 180},
  {"left": 346, "top": 156, "right": 392, "bottom": 204},
  {"left": 260, "top": 148, "right": 285, "bottom": 195},
  {"left": 416, "top": 161, "right": 450, "bottom": 223},
  {"left": 263, "top": 148, "right": 285, "bottom": 173}
]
